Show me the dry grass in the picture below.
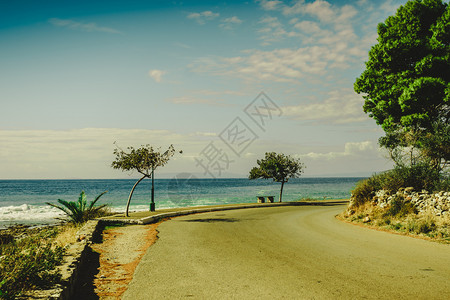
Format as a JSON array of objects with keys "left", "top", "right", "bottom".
[
  {"left": 0, "top": 226, "right": 65, "bottom": 298},
  {"left": 54, "top": 223, "right": 82, "bottom": 247}
]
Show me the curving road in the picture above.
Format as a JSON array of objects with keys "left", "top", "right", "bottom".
[{"left": 123, "top": 204, "right": 450, "bottom": 299}]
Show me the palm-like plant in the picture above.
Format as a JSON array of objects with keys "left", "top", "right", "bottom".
[{"left": 46, "top": 190, "right": 108, "bottom": 224}]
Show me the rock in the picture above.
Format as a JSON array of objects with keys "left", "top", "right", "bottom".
[
  {"left": 404, "top": 187, "right": 414, "bottom": 194},
  {"left": 363, "top": 216, "right": 371, "bottom": 223},
  {"left": 346, "top": 210, "right": 355, "bottom": 216},
  {"left": 352, "top": 187, "right": 449, "bottom": 219}
]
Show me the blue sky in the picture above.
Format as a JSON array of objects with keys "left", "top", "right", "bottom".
[{"left": 0, "top": 0, "right": 407, "bottom": 179}]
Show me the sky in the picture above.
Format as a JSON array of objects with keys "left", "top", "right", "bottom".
[{"left": 0, "top": 0, "right": 408, "bottom": 179}]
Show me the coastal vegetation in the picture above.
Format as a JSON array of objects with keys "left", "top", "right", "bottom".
[
  {"left": 111, "top": 144, "right": 182, "bottom": 216},
  {"left": 0, "top": 225, "right": 71, "bottom": 299},
  {"left": 344, "top": 0, "right": 450, "bottom": 242},
  {"left": 0, "top": 191, "right": 109, "bottom": 298},
  {"left": 341, "top": 167, "right": 450, "bottom": 242},
  {"left": 249, "top": 152, "right": 305, "bottom": 202},
  {"left": 46, "top": 190, "right": 109, "bottom": 224}
]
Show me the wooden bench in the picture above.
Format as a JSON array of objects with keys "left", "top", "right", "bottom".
[{"left": 257, "top": 196, "right": 275, "bottom": 203}]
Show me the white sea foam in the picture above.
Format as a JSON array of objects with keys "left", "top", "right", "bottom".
[
  {"left": 0, "top": 204, "right": 65, "bottom": 223},
  {"left": 0, "top": 204, "right": 155, "bottom": 228}
]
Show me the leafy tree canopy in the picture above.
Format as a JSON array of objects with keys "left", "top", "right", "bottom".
[
  {"left": 249, "top": 152, "right": 305, "bottom": 202},
  {"left": 355, "top": 0, "right": 449, "bottom": 170},
  {"left": 112, "top": 144, "right": 178, "bottom": 176},
  {"left": 112, "top": 144, "right": 181, "bottom": 215}
]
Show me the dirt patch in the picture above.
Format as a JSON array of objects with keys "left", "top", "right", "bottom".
[{"left": 73, "top": 221, "right": 164, "bottom": 300}]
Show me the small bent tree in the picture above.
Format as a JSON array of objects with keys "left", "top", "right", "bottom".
[
  {"left": 112, "top": 144, "right": 181, "bottom": 216},
  {"left": 249, "top": 152, "right": 305, "bottom": 202}
]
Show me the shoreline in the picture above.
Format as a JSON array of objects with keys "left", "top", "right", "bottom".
[{"left": 1, "top": 198, "right": 350, "bottom": 229}]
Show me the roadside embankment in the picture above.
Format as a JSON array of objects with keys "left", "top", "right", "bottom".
[{"left": 343, "top": 187, "right": 450, "bottom": 243}]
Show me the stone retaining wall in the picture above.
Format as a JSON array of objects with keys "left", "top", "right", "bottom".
[{"left": 371, "top": 188, "right": 449, "bottom": 217}]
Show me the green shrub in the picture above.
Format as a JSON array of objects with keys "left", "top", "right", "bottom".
[
  {"left": 0, "top": 228, "right": 65, "bottom": 299},
  {"left": 390, "top": 222, "right": 403, "bottom": 230},
  {"left": 383, "top": 195, "right": 417, "bottom": 218},
  {"left": 351, "top": 174, "right": 385, "bottom": 207},
  {"left": 406, "top": 217, "right": 437, "bottom": 235},
  {"left": 416, "top": 219, "right": 437, "bottom": 234},
  {"left": 388, "top": 163, "right": 440, "bottom": 192},
  {"left": 351, "top": 163, "right": 444, "bottom": 208},
  {"left": 434, "top": 173, "right": 450, "bottom": 192}
]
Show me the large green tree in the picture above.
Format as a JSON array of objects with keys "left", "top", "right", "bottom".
[
  {"left": 249, "top": 152, "right": 305, "bottom": 202},
  {"left": 112, "top": 144, "right": 181, "bottom": 216},
  {"left": 354, "top": 0, "right": 449, "bottom": 170}
]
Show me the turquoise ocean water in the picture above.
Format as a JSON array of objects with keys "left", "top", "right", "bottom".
[{"left": 0, "top": 177, "right": 363, "bottom": 228}]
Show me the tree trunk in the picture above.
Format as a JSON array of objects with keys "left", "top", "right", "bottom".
[
  {"left": 150, "top": 168, "right": 155, "bottom": 212},
  {"left": 279, "top": 181, "right": 285, "bottom": 202},
  {"left": 126, "top": 175, "right": 147, "bottom": 217}
]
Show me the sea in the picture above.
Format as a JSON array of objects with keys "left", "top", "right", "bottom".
[{"left": 0, "top": 177, "right": 364, "bottom": 228}]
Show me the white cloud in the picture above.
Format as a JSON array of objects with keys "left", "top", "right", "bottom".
[
  {"left": 304, "top": 0, "right": 335, "bottom": 22},
  {"left": 281, "top": 0, "right": 306, "bottom": 15},
  {"left": 0, "top": 128, "right": 220, "bottom": 179},
  {"left": 282, "top": 88, "right": 367, "bottom": 124},
  {"left": 356, "top": 0, "right": 369, "bottom": 6},
  {"left": 187, "top": 11, "right": 220, "bottom": 24},
  {"left": 336, "top": 5, "right": 358, "bottom": 23},
  {"left": 294, "top": 20, "right": 325, "bottom": 34},
  {"left": 0, "top": 128, "right": 391, "bottom": 179},
  {"left": 148, "top": 69, "right": 166, "bottom": 83},
  {"left": 48, "top": 18, "right": 122, "bottom": 34},
  {"left": 257, "top": 16, "right": 296, "bottom": 45},
  {"left": 189, "top": 0, "right": 377, "bottom": 81},
  {"left": 258, "top": 0, "right": 284, "bottom": 11},
  {"left": 220, "top": 16, "right": 243, "bottom": 30},
  {"left": 189, "top": 43, "right": 361, "bottom": 83},
  {"left": 223, "top": 16, "right": 242, "bottom": 24},
  {"left": 301, "top": 141, "right": 376, "bottom": 160}
]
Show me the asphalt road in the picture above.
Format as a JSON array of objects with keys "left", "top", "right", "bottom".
[{"left": 123, "top": 204, "right": 450, "bottom": 299}]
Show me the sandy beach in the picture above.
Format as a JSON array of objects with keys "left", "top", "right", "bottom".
[{"left": 120, "top": 203, "right": 450, "bottom": 299}]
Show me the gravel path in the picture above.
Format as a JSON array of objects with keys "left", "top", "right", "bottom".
[
  {"left": 73, "top": 222, "right": 161, "bottom": 300},
  {"left": 122, "top": 204, "right": 450, "bottom": 299}
]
